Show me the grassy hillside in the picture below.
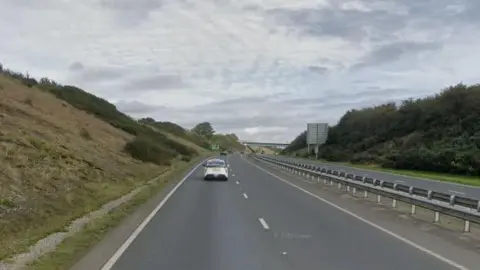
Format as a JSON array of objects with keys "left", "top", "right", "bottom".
[
  {"left": 0, "top": 65, "right": 210, "bottom": 260},
  {"left": 248, "top": 146, "right": 277, "bottom": 154},
  {"left": 283, "top": 83, "right": 480, "bottom": 177},
  {"left": 211, "top": 133, "right": 245, "bottom": 151},
  {"left": 139, "top": 118, "right": 210, "bottom": 151}
]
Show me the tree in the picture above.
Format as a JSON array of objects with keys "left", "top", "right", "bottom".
[
  {"left": 192, "top": 122, "right": 215, "bottom": 139},
  {"left": 227, "top": 133, "right": 239, "bottom": 141},
  {"left": 282, "top": 83, "right": 480, "bottom": 176}
]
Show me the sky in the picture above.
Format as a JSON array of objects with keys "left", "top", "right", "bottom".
[{"left": 1, "top": 0, "right": 480, "bottom": 143}]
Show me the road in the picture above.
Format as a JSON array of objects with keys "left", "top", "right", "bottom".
[
  {"left": 102, "top": 154, "right": 468, "bottom": 270},
  {"left": 266, "top": 155, "right": 480, "bottom": 199}
]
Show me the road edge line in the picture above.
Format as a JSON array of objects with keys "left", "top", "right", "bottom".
[
  {"left": 243, "top": 156, "right": 470, "bottom": 270},
  {"left": 100, "top": 159, "right": 207, "bottom": 270}
]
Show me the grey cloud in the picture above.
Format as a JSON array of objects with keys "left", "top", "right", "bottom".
[
  {"left": 68, "top": 61, "right": 84, "bottom": 71},
  {"left": 307, "top": 66, "right": 328, "bottom": 74},
  {"left": 68, "top": 65, "right": 125, "bottom": 83},
  {"left": 122, "top": 74, "right": 186, "bottom": 91},
  {"left": 2, "top": 0, "right": 66, "bottom": 9},
  {"left": 397, "top": 0, "right": 480, "bottom": 24},
  {"left": 115, "top": 100, "right": 165, "bottom": 114},
  {"left": 267, "top": 7, "right": 405, "bottom": 41},
  {"left": 266, "top": 0, "right": 480, "bottom": 44},
  {"left": 284, "top": 88, "right": 412, "bottom": 107},
  {"left": 352, "top": 41, "right": 442, "bottom": 69},
  {"left": 99, "top": 0, "right": 165, "bottom": 25},
  {"left": 99, "top": 0, "right": 164, "bottom": 11}
]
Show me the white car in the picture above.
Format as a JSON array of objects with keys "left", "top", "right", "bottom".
[{"left": 203, "top": 159, "right": 229, "bottom": 181}]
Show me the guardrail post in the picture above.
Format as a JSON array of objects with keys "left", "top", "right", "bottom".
[
  {"left": 434, "top": 212, "right": 440, "bottom": 223},
  {"left": 393, "top": 183, "right": 398, "bottom": 190},
  {"left": 376, "top": 194, "right": 381, "bottom": 203},
  {"left": 323, "top": 178, "right": 327, "bottom": 184},
  {"left": 464, "top": 220, "right": 470, "bottom": 232},
  {"left": 352, "top": 187, "right": 356, "bottom": 194},
  {"left": 409, "top": 186, "right": 414, "bottom": 195},
  {"left": 338, "top": 182, "right": 342, "bottom": 189},
  {"left": 346, "top": 186, "right": 350, "bottom": 192},
  {"left": 392, "top": 199, "right": 397, "bottom": 208},
  {"left": 330, "top": 180, "right": 333, "bottom": 185},
  {"left": 364, "top": 190, "right": 368, "bottom": 198},
  {"left": 362, "top": 176, "right": 366, "bottom": 183},
  {"left": 477, "top": 201, "right": 480, "bottom": 212},
  {"left": 427, "top": 190, "right": 433, "bottom": 200},
  {"left": 449, "top": 195, "right": 456, "bottom": 206},
  {"left": 411, "top": 204, "right": 416, "bottom": 215}
]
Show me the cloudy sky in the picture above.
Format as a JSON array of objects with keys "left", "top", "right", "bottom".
[{"left": 1, "top": 0, "right": 480, "bottom": 143}]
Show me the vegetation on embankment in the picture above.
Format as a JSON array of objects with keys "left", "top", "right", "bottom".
[
  {"left": 188, "top": 121, "right": 245, "bottom": 151},
  {"left": 211, "top": 133, "right": 245, "bottom": 151},
  {"left": 283, "top": 83, "right": 480, "bottom": 177},
  {"left": 139, "top": 118, "right": 211, "bottom": 151},
  {"left": 0, "top": 63, "right": 211, "bottom": 261}
]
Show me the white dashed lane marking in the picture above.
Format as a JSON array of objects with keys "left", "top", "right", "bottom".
[{"left": 258, "top": 218, "right": 269, "bottom": 230}]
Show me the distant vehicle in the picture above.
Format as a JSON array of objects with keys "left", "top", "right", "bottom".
[
  {"left": 220, "top": 151, "right": 227, "bottom": 156},
  {"left": 203, "top": 159, "right": 228, "bottom": 181}
]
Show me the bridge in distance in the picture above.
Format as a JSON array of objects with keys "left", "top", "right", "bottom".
[{"left": 240, "top": 141, "right": 289, "bottom": 149}]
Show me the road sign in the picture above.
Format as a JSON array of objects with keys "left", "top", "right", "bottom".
[{"left": 306, "top": 123, "right": 328, "bottom": 145}]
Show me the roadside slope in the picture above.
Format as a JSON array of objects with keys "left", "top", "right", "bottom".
[
  {"left": 0, "top": 69, "right": 208, "bottom": 261},
  {"left": 282, "top": 83, "right": 480, "bottom": 184}
]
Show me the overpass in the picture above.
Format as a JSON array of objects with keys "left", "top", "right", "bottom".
[{"left": 240, "top": 141, "right": 289, "bottom": 149}]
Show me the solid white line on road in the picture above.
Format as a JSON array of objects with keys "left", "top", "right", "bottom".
[
  {"left": 244, "top": 159, "right": 470, "bottom": 270},
  {"left": 243, "top": 193, "right": 248, "bottom": 199},
  {"left": 259, "top": 218, "right": 269, "bottom": 230},
  {"left": 100, "top": 159, "right": 208, "bottom": 270},
  {"left": 449, "top": 190, "right": 466, "bottom": 195}
]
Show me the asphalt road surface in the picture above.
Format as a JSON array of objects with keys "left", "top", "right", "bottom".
[
  {"left": 106, "top": 154, "right": 463, "bottom": 270},
  {"left": 267, "top": 155, "right": 480, "bottom": 199}
]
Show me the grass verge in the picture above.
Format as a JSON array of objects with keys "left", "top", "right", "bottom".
[
  {"left": 292, "top": 156, "right": 480, "bottom": 187},
  {"left": 25, "top": 154, "right": 210, "bottom": 270}
]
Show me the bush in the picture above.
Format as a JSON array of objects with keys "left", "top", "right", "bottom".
[
  {"left": 80, "top": 128, "right": 92, "bottom": 140},
  {"left": 124, "top": 137, "right": 176, "bottom": 165},
  {"left": 181, "top": 155, "right": 191, "bottom": 162},
  {"left": 282, "top": 83, "right": 480, "bottom": 177},
  {"left": 163, "top": 139, "right": 197, "bottom": 156},
  {"left": 139, "top": 118, "right": 211, "bottom": 150}
]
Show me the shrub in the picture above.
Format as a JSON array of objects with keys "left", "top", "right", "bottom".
[
  {"left": 124, "top": 137, "right": 176, "bottom": 165},
  {"left": 80, "top": 128, "right": 92, "bottom": 140}
]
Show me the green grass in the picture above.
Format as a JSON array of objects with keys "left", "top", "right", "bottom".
[
  {"left": 345, "top": 163, "right": 480, "bottom": 187},
  {"left": 25, "top": 155, "right": 210, "bottom": 270},
  {"left": 293, "top": 156, "right": 480, "bottom": 187}
]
